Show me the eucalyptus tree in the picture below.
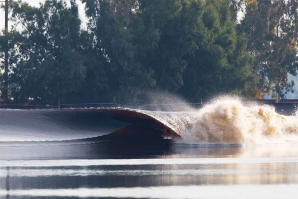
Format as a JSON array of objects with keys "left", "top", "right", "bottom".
[
  {"left": 8, "top": 0, "right": 86, "bottom": 105},
  {"left": 82, "top": 0, "right": 205, "bottom": 101},
  {"left": 82, "top": 0, "right": 156, "bottom": 103},
  {"left": 179, "top": 0, "right": 254, "bottom": 101},
  {"left": 0, "top": 31, "right": 5, "bottom": 101},
  {"left": 133, "top": 0, "right": 254, "bottom": 101},
  {"left": 133, "top": 0, "right": 187, "bottom": 92},
  {"left": 82, "top": 0, "right": 255, "bottom": 103},
  {"left": 238, "top": 0, "right": 298, "bottom": 100},
  {"left": 0, "top": 28, "right": 21, "bottom": 103}
]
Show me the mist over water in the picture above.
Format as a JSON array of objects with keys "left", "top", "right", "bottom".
[{"left": 133, "top": 91, "right": 195, "bottom": 111}]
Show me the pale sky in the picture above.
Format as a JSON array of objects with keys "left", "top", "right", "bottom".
[
  {"left": 0, "top": 0, "right": 87, "bottom": 31},
  {"left": 0, "top": 0, "right": 43, "bottom": 31}
]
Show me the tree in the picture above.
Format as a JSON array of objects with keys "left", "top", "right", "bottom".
[
  {"left": 0, "top": 29, "right": 20, "bottom": 103},
  {"left": 4, "top": 0, "right": 257, "bottom": 105},
  {"left": 82, "top": 0, "right": 255, "bottom": 103},
  {"left": 134, "top": 0, "right": 187, "bottom": 92},
  {"left": 179, "top": 0, "right": 254, "bottom": 101},
  {"left": 238, "top": 0, "right": 298, "bottom": 100},
  {"left": 8, "top": 0, "right": 87, "bottom": 105},
  {"left": 83, "top": 0, "right": 157, "bottom": 103}
]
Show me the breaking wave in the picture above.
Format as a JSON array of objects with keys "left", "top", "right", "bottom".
[
  {"left": 178, "top": 96, "right": 298, "bottom": 144},
  {"left": 1, "top": 95, "right": 298, "bottom": 145},
  {"left": 110, "top": 95, "right": 298, "bottom": 144}
]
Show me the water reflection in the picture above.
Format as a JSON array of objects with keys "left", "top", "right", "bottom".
[
  {"left": 0, "top": 143, "right": 298, "bottom": 199},
  {"left": 0, "top": 185, "right": 297, "bottom": 199},
  {"left": 5, "top": 167, "right": 9, "bottom": 199}
]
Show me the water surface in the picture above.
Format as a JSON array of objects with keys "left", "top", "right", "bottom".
[
  {"left": 0, "top": 143, "right": 298, "bottom": 199},
  {"left": 1, "top": 97, "right": 298, "bottom": 199}
]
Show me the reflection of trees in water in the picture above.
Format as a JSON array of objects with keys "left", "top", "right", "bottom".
[{"left": 6, "top": 166, "right": 9, "bottom": 199}]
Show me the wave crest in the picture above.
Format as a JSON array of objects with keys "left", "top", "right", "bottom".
[{"left": 180, "top": 97, "right": 298, "bottom": 144}]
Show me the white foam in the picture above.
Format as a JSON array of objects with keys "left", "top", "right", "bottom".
[{"left": 180, "top": 96, "right": 298, "bottom": 144}]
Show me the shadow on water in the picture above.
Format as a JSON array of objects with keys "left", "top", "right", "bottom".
[
  {"left": 0, "top": 139, "right": 247, "bottom": 161},
  {"left": 0, "top": 138, "right": 170, "bottom": 160}
]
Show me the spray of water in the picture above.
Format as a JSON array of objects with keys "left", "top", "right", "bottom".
[
  {"left": 179, "top": 96, "right": 298, "bottom": 144},
  {"left": 131, "top": 91, "right": 195, "bottom": 111},
  {"left": 120, "top": 94, "right": 298, "bottom": 144}
]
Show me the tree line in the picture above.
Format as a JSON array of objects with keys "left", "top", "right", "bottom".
[{"left": 0, "top": 0, "right": 298, "bottom": 106}]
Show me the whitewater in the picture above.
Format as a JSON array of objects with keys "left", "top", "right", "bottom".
[
  {"left": 183, "top": 96, "right": 298, "bottom": 144},
  {"left": 129, "top": 96, "right": 298, "bottom": 144}
]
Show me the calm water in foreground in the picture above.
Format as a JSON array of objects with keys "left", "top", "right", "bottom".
[{"left": 0, "top": 141, "right": 298, "bottom": 199}]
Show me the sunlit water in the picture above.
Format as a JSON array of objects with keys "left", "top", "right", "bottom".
[{"left": 1, "top": 96, "right": 298, "bottom": 199}]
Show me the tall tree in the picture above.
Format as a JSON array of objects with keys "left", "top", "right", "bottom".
[
  {"left": 83, "top": 0, "right": 156, "bottom": 103},
  {"left": 8, "top": 0, "right": 87, "bottom": 105},
  {"left": 134, "top": 0, "right": 186, "bottom": 92},
  {"left": 3, "top": 0, "right": 257, "bottom": 105},
  {"left": 238, "top": 0, "right": 298, "bottom": 100},
  {"left": 179, "top": 0, "right": 254, "bottom": 101},
  {"left": 83, "top": 0, "right": 255, "bottom": 103},
  {"left": 0, "top": 29, "right": 20, "bottom": 103}
]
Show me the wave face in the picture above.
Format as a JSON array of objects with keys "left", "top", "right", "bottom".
[
  {"left": 107, "top": 96, "right": 298, "bottom": 144},
  {"left": 0, "top": 109, "right": 125, "bottom": 142},
  {"left": 130, "top": 96, "right": 298, "bottom": 144},
  {"left": 178, "top": 96, "right": 298, "bottom": 144},
  {"left": 1, "top": 96, "right": 298, "bottom": 144}
]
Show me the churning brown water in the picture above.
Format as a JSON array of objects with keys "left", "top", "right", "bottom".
[
  {"left": 180, "top": 96, "right": 298, "bottom": 144},
  {"left": 127, "top": 96, "right": 298, "bottom": 144}
]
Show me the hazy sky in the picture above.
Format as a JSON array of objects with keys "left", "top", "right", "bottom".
[
  {"left": 0, "top": 0, "right": 43, "bottom": 30},
  {"left": 1, "top": 0, "right": 298, "bottom": 99},
  {"left": 0, "top": 0, "right": 87, "bottom": 30}
]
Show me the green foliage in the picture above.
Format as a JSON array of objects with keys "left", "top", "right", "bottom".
[
  {"left": 238, "top": 0, "right": 298, "bottom": 99},
  {"left": 133, "top": 0, "right": 186, "bottom": 92},
  {"left": 8, "top": 0, "right": 87, "bottom": 104},
  {"left": 179, "top": 0, "right": 254, "bottom": 101},
  {"left": 2, "top": 0, "right": 257, "bottom": 105},
  {"left": 82, "top": 0, "right": 156, "bottom": 103}
]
